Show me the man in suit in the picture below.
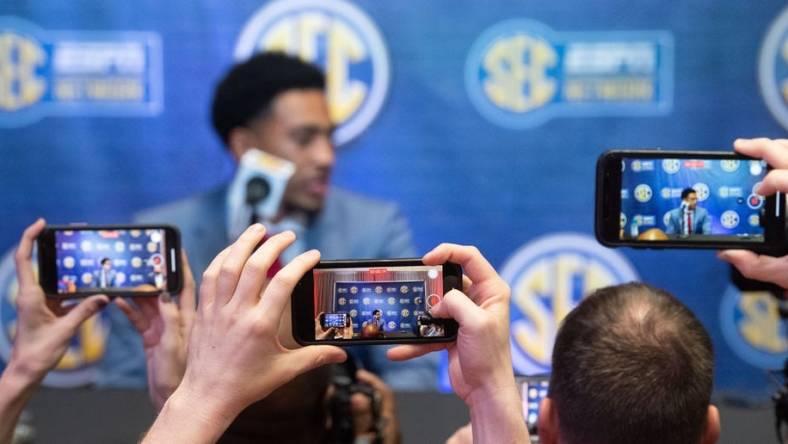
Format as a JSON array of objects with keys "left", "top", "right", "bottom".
[
  {"left": 92, "top": 258, "right": 117, "bottom": 288},
  {"left": 97, "top": 52, "right": 430, "bottom": 442},
  {"left": 665, "top": 187, "right": 711, "bottom": 236}
]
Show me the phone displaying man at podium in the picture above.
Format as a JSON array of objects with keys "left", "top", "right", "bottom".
[{"left": 664, "top": 188, "right": 711, "bottom": 236}]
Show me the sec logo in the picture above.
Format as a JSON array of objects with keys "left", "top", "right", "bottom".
[
  {"left": 692, "top": 182, "right": 710, "bottom": 201},
  {"left": 663, "top": 211, "right": 673, "bottom": 228},
  {"left": 661, "top": 159, "right": 680, "bottom": 174},
  {"left": 720, "top": 159, "right": 740, "bottom": 173},
  {"left": 759, "top": 6, "right": 788, "bottom": 131},
  {"left": 465, "top": 20, "right": 559, "bottom": 129},
  {"left": 0, "top": 27, "right": 46, "bottom": 112},
  {"left": 234, "top": 0, "right": 389, "bottom": 146},
  {"left": 0, "top": 248, "right": 110, "bottom": 387},
  {"left": 500, "top": 233, "right": 639, "bottom": 374},
  {"left": 634, "top": 184, "right": 652, "bottom": 203},
  {"left": 720, "top": 286, "right": 787, "bottom": 369},
  {"left": 720, "top": 210, "right": 740, "bottom": 229}
]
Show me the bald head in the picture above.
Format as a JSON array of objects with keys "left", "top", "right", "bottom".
[{"left": 548, "top": 283, "right": 714, "bottom": 444}]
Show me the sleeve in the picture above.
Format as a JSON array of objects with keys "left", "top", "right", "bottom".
[
  {"left": 94, "top": 304, "right": 147, "bottom": 388},
  {"left": 367, "top": 345, "right": 440, "bottom": 391},
  {"left": 664, "top": 211, "right": 676, "bottom": 235},
  {"left": 702, "top": 211, "right": 711, "bottom": 234}
]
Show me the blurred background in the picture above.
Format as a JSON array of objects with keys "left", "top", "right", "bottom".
[{"left": 0, "top": 0, "right": 786, "bottom": 441}]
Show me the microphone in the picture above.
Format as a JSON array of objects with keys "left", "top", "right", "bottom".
[
  {"left": 226, "top": 149, "right": 295, "bottom": 238},
  {"left": 246, "top": 177, "right": 271, "bottom": 224}
]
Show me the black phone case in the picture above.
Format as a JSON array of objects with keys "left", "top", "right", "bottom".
[
  {"left": 595, "top": 149, "right": 786, "bottom": 253},
  {"left": 37, "top": 224, "right": 183, "bottom": 298},
  {"left": 292, "top": 259, "right": 461, "bottom": 346}
]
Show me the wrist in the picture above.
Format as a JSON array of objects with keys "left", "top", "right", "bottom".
[
  {"left": 467, "top": 383, "right": 528, "bottom": 444},
  {"left": 145, "top": 386, "right": 242, "bottom": 444},
  {"left": 2, "top": 358, "right": 46, "bottom": 392},
  {"left": 170, "top": 384, "right": 242, "bottom": 428},
  {"left": 464, "top": 370, "right": 518, "bottom": 409}
]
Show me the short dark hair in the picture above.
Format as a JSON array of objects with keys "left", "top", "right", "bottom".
[
  {"left": 211, "top": 52, "right": 326, "bottom": 146},
  {"left": 681, "top": 187, "right": 697, "bottom": 200},
  {"left": 100, "top": 257, "right": 111, "bottom": 266},
  {"left": 372, "top": 309, "right": 381, "bottom": 316},
  {"left": 549, "top": 282, "right": 713, "bottom": 444}
]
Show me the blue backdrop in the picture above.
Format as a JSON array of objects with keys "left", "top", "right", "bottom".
[{"left": 1, "top": 0, "right": 786, "bottom": 399}]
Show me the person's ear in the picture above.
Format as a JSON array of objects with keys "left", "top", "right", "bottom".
[
  {"left": 226, "top": 127, "right": 258, "bottom": 162},
  {"left": 538, "top": 397, "right": 559, "bottom": 444},
  {"left": 701, "top": 405, "right": 720, "bottom": 444}
]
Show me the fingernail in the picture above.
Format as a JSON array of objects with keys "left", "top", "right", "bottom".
[{"left": 252, "top": 223, "right": 265, "bottom": 232}]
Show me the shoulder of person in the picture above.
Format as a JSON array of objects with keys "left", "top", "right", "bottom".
[
  {"left": 134, "top": 185, "right": 227, "bottom": 224},
  {"left": 326, "top": 187, "right": 398, "bottom": 210},
  {"left": 324, "top": 187, "right": 403, "bottom": 221}
]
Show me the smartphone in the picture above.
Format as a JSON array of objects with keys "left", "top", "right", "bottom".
[
  {"left": 321, "top": 312, "right": 349, "bottom": 329},
  {"left": 595, "top": 149, "right": 786, "bottom": 252},
  {"left": 516, "top": 374, "right": 550, "bottom": 442},
  {"left": 292, "top": 259, "right": 462, "bottom": 346},
  {"left": 37, "top": 224, "right": 182, "bottom": 298}
]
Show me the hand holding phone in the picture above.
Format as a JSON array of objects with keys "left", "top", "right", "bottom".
[
  {"left": 718, "top": 138, "right": 788, "bottom": 290},
  {"left": 386, "top": 244, "right": 529, "bottom": 443},
  {"left": 0, "top": 220, "right": 110, "bottom": 442},
  {"left": 595, "top": 149, "right": 785, "bottom": 252},
  {"left": 113, "top": 251, "right": 196, "bottom": 411},
  {"left": 292, "top": 259, "right": 462, "bottom": 345},
  {"left": 37, "top": 224, "right": 183, "bottom": 297},
  {"left": 144, "top": 225, "right": 347, "bottom": 443}
]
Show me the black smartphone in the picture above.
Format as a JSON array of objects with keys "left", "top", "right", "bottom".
[
  {"left": 595, "top": 149, "right": 786, "bottom": 252},
  {"left": 516, "top": 374, "right": 550, "bottom": 442},
  {"left": 320, "top": 312, "right": 349, "bottom": 329},
  {"left": 37, "top": 224, "right": 182, "bottom": 298},
  {"left": 292, "top": 259, "right": 462, "bottom": 346}
]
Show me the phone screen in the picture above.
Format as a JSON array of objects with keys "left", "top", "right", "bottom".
[
  {"left": 517, "top": 376, "right": 549, "bottom": 439},
  {"left": 620, "top": 157, "right": 769, "bottom": 243},
  {"left": 312, "top": 264, "right": 449, "bottom": 341},
  {"left": 514, "top": 375, "right": 549, "bottom": 441},
  {"left": 322, "top": 313, "right": 348, "bottom": 329},
  {"left": 53, "top": 228, "right": 171, "bottom": 294}
]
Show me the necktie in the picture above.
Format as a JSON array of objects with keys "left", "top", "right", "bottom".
[{"left": 687, "top": 212, "right": 692, "bottom": 235}]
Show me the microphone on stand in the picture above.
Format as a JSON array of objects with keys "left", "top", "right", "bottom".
[{"left": 246, "top": 176, "right": 271, "bottom": 224}]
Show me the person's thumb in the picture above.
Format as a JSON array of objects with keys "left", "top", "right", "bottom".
[
  {"left": 61, "top": 294, "right": 109, "bottom": 332},
  {"left": 289, "top": 345, "right": 347, "bottom": 376}
]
